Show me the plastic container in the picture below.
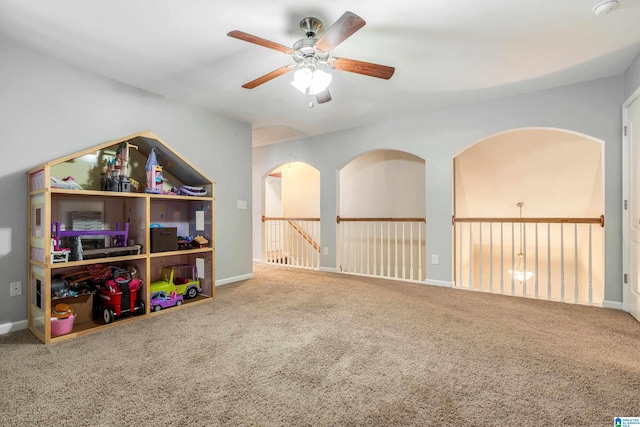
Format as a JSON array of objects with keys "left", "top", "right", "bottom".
[{"left": 51, "top": 314, "right": 76, "bottom": 337}]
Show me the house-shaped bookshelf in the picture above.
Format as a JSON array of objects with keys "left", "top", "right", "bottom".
[{"left": 27, "top": 130, "right": 215, "bottom": 343}]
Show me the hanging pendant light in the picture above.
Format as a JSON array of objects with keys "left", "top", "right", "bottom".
[{"left": 508, "top": 202, "right": 534, "bottom": 282}]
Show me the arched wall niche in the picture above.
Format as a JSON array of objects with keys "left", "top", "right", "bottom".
[
  {"left": 453, "top": 127, "right": 604, "bottom": 305},
  {"left": 339, "top": 149, "right": 426, "bottom": 218},
  {"left": 263, "top": 161, "right": 320, "bottom": 219}
]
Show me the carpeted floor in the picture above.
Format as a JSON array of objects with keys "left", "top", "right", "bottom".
[{"left": 1, "top": 263, "right": 639, "bottom": 426}]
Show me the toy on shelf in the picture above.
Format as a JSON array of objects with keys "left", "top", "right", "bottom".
[
  {"left": 51, "top": 175, "right": 84, "bottom": 190},
  {"left": 50, "top": 221, "right": 141, "bottom": 261},
  {"left": 145, "top": 148, "right": 164, "bottom": 194},
  {"left": 150, "top": 290, "right": 184, "bottom": 312},
  {"left": 51, "top": 238, "right": 70, "bottom": 263},
  {"left": 98, "top": 267, "right": 145, "bottom": 324},
  {"left": 99, "top": 142, "right": 138, "bottom": 192},
  {"left": 172, "top": 185, "right": 208, "bottom": 197},
  {"left": 52, "top": 221, "right": 129, "bottom": 248},
  {"left": 150, "top": 264, "right": 202, "bottom": 299},
  {"left": 192, "top": 235, "right": 208, "bottom": 248},
  {"left": 50, "top": 303, "right": 76, "bottom": 337}
]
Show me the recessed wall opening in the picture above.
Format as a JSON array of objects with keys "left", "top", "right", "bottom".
[
  {"left": 453, "top": 128, "right": 604, "bottom": 305},
  {"left": 338, "top": 149, "right": 426, "bottom": 282},
  {"left": 262, "top": 162, "right": 321, "bottom": 269}
]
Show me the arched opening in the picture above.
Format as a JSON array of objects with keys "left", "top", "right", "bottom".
[
  {"left": 453, "top": 128, "right": 604, "bottom": 305},
  {"left": 262, "top": 162, "right": 321, "bottom": 269},
  {"left": 338, "top": 150, "right": 426, "bottom": 281}
]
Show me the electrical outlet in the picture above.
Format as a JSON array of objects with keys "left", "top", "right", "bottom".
[
  {"left": 10, "top": 281, "right": 22, "bottom": 297},
  {"left": 323, "top": 247, "right": 329, "bottom": 255},
  {"left": 431, "top": 255, "right": 439, "bottom": 265}
]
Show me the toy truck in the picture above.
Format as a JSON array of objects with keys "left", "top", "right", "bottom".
[{"left": 150, "top": 264, "right": 202, "bottom": 299}]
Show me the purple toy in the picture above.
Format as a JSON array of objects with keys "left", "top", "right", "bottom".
[{"left": 150, "top": 290, "right": 184, "bottom": 312}]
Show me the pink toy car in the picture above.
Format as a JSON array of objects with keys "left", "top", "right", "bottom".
[{"left": 150, "top": 290, "right": 183, "bottom": 312}]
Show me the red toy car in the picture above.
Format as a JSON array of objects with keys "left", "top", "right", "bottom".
[{"left": 98, "top": 268, "right": 145, "bottom": 324}]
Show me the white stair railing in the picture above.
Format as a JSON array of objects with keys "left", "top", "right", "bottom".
[
  {"left": 453, "top": 215, "right": 604, "bottom": 306},
  {"left": 262, "top": 216, "right": 321, "bottom": 270},
  {"left": 337, "top": 216, "right": 426, "bottom": 283}
]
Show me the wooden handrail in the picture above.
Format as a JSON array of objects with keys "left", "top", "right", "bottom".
[
  {"left": 452, "top": 215, "right": 604, "bottom": 228},
  {"left": 288, "top": 221, "right": 321, "bottom": 253},
  {"left": 262, "top": 216, "right": 320, "bottom": 222},
  {"left": 336, "top": 216, "right": 426, "bottom": 224}
]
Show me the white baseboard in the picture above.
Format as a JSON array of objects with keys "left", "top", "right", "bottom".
[
  {"left": 319, "top": 266, "right": 338, "bottom": 273},
  {"left": 215, "top": 273, "right": 254, "bottom": 287},
  {"left": 0, "top": 319, "right": 28, "bottom": 335},
  {"left": 252, "top": 258, "right": 262, "bottom": 263},
  {"left": 602, "top": 300, "right": 623, "bottom": 310},
  {"left": 425, "top": 279, "right": 453, "bottom": 288}
]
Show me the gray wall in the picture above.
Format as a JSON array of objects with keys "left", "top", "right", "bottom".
[
  {"left": 253, "top": 75, "right": 625, "bottom": 305},
  {"left": 624, "top": 50, "right": 640, "bottom": 101},
  {"left": 0, "top": 41, "right": 253, "bottom": 329}
]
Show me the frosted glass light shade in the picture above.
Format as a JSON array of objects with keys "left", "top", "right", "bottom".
[
  {"left": 291, "top": 68, "right": 332, "bottom": 95},
  {"left": 508, "top": 253, "right": 534, "bottom": 282}
]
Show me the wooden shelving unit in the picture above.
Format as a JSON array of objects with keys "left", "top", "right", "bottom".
[{"left": 27, "top": 130, "right": 215, "bottom": 344}]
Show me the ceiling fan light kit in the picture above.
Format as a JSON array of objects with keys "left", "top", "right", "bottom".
[
  {"left": 227, "top": 11, "right": 395, "bottom": 105},
  {"left": 291, "top": 67, "right": 332, "bottom": 95},
  {"left": 592, "top": 0, "right": 619, "bottom": 16}
]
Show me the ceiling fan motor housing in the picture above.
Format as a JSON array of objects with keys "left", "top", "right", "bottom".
[
  {"left": 292, "top": 37, "right": 329, "bottom": 65},
  {"left": 299, "top": 17, "right": 323, "bottom": 37}
]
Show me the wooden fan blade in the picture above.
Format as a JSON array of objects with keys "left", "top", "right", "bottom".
[
  {"left": 329, "top": 57, "right": 395, "bottom": 79},
  {"left": 315, "top": 89, "right": 332, "bottom": 104},
  {"left": 241, "top": 65, "right": 294, "bottom": 89},
  {"left": 315, "top": 11, "right": 366, "bottom": 52},
  {"left": 227, "top": 30, "right": 293, "bottom": 54}
]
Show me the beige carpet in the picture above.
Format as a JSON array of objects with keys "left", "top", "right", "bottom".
[{"left": 1, "top": 263, "right": 639, "bottom": 426}]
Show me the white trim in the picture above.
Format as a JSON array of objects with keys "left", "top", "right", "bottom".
[
  {"left": 622, "top": 88, "right": 640, "bottom": 320},
  {"left": 215, "top": 273, "right": 254, "bottom": 287},
  {"left": 320, "top": 266, "right": 338, "bottom": 273},
  {"left": 253, "top": 258, "right": 262, "bottom": 263},
  {"left": 425, "top": 279, "right": 453, "bottom": 288},
  {"left": 0, "top": 319, "right": 28, "bottom": 335},
  {"left": 603, "top": 300, "right": 623, "bottom": 310}
]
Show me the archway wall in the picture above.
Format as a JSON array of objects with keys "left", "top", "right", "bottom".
[
  {"left": 269, "top": 162, "right": 320, "bottom": 218},
  {"left": 454, "top": 128, "right": 602, "bottom": 219},
  {"left": 338, "top": 150, "right": 426, "bottom": 281},
  {"left": 339, "top": 150, "right": 425, "bottom": 218},
  {"left": 253, "top": 75, "right": 624, "bottom": 306}
]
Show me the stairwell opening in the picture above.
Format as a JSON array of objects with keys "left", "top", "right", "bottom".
[{"left": 262, "top": 162, "right": 321, "bottom": 269}]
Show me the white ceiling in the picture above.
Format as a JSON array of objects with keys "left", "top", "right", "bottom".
[{"left": 1, "top": 0, "right": 639, "bottom": 146}]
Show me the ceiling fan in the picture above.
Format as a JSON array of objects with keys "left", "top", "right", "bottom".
[{"left": 227, "top": 11, "right": 395, "bottom": 105}]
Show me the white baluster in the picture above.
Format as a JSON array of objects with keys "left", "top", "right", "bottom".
[
  {"left": 410, "top": 222, "right": 414, "bottom": 281},
  {"left": 523, "top": 223, "right": 527, "bottom": 297},
  {"left": 511, "top": 222, "right": 515, "bottom": 296},
  {"left": 387, "top": 222, "right": 391, "bottom": 278},
  {"left": 560, "top": 223, "right": 565, "bottom": 302},
  {"left": 589, "top": 224, "right": 593, "bottom": 305},
  {"left": 418, "top": 222, "right": 422, "bottom": 282},
  {"left": 402, "top": 223, "right": 406, "bottom": 279},
  {"left": 547, "top": 223, "right": 551, "bottom": 301},
  {"left": 499, "top": 223, "right": 504, "bottom": 294},
  {"left": 380, "top": 223, "right": 385, "bottom": 277},
  {"left": 459, "top": 223, "right": 464, "bottom": 288},
  {"left": 469, "top": 223, "right": 473, "bottom": 289},
  {"left": 574, "top": 223, "right": 578, "bottom": 303},
  {"left": 535, "top": 223, "right": 539, "bottom": 299},
  {"left": 479, "top": 223, "right": 483, "bottom": 291},
  {"left": 489, "top": 222, "right": 493, "bottom": 293},
  {"left": 373, "top": 223, "right": 377, "bottom": 276},
  {"left": 395, "top": 222, "right": 399, "bottom": 278}
]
